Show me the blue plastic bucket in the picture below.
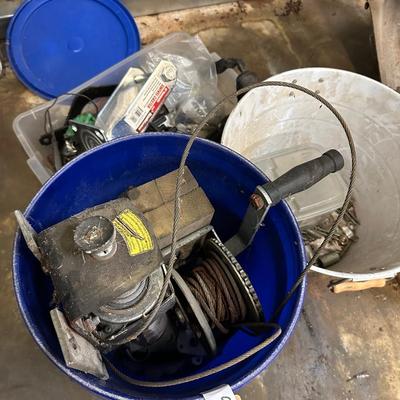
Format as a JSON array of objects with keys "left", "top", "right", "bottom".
[{"left": 13, "top": 133, "right": 306, "bottom": 399}]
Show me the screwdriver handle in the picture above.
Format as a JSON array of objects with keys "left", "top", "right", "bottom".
[{"left": 263, "top": 149, "right": 345, "bottom": 206}]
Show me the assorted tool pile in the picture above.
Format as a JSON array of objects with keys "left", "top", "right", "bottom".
[
  {"left": 14, "top": 31, "right": 357, "bottom": 382},
  {"left": 16, "top": 141, "right": 345, "bottom": 382},
  {"left": 302, "top": 199, "right": 359, "bottom": 269},
  {"left": 7, "top": 0, "right": 400, "bottom": 397}
]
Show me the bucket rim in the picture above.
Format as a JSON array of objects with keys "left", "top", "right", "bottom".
[{"left": 13, "top": 132, "right": 306, "bottom": 399}]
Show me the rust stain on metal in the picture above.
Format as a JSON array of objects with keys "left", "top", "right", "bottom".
[{"left": 250, "top": 193, "right": 264, "bottom": 210}]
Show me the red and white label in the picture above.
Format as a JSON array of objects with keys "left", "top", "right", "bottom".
[{"left": 124, "top": 61, "right": 176, "bottom": 133}]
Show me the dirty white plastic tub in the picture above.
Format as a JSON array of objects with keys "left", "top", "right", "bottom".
[{"left": 222, "top": 68, "right": 400, "bottom": 281}]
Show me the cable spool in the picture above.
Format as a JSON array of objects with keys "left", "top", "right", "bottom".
[{"left": 178, "top": 237, "right": 263, "bottom": 343}]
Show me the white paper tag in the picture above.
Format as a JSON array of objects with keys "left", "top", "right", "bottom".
[{"left": 202, "top": 384, "right": 236, "bottom": 400}]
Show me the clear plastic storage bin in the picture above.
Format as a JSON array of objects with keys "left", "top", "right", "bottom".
[{"left": 13, "top": 33, "right": 223, "bottom": 184}]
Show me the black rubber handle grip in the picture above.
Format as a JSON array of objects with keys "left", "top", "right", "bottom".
[{"left": 263, "top": 149, "right": 345, "bottom": 206}]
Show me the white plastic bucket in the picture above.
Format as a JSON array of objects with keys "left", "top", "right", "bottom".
[{"left": 222, "top": 68, "right": 400, "bottom": 281}]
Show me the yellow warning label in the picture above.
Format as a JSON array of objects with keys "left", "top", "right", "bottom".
[{"left": 113, "top": 209, "right": 153, "bottom": 256}]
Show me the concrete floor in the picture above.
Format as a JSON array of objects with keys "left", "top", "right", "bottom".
[{"left": 1, "top": 1, "right": 399, "bottom": 399}]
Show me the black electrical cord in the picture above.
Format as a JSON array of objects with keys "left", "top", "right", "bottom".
[
  {"left": 40, "top": 92, "right": 101, "bottom": 169},
  {"left": 105, "top": 80, "right": 356, "bottom": 387},
  {"left": 42, "top": 92, "right": 100, "bottom": 140},
  {"left": 65, "top": 86, "right": 116, "bottom": 122}
]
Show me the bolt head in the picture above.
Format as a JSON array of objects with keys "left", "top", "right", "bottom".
[
  {"left": 162, "top": 65, "right": 177, "bottom": 82},
  {"left": 250, "top": 193, "right": 264, "bottom": 210},
  {"left": 74, "top": 216, "right": 116, "bottom": 254}
]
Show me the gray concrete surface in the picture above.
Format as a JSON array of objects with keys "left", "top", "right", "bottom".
[{"left": 1, "top": 1, "right": 399, "bottom": 399}]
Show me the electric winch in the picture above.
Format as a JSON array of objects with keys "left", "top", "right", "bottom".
[{"left": 16, "top": 148, "right": 344, "bottom": 381}]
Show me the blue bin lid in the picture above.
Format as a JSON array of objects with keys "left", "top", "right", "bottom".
[{"left": 7, "top": 0, "right": 141, "bottom": 99}]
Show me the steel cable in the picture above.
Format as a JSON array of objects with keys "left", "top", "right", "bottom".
[
  {"left": 185, "top": 251, "right": 248, "bottom": 334},
  {"left": 105, "top": 80, "right": 357, "bottom": 386}
]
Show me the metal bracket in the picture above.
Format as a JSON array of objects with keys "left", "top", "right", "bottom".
[
  {"left": 14, "top": 210, "right": 41, "bottom": 261},
  {"left": 225, "top": 150, "right": 345, "bottom": 257},
  {"left": 224, "top": 186, "right": 272, "bottom": 257},
  {"left": 50, "top": 308, "right": 109, "bottom": 380}
]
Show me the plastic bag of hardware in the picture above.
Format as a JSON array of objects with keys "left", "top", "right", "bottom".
[
  {"left": 96, "top": 61, "right": 178, "bottom": 140},
  {"left": 13, "top": 33, "right": 227, "bottom": 184},
  {"left": 94, "top": 35, "right": 223, "bottom": 140},
  {"left": 94, "top": 67, "right": 147, "bottom": 136},
  {"left": 139, "top": 34, "right": 223, "bottom": 131}
]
